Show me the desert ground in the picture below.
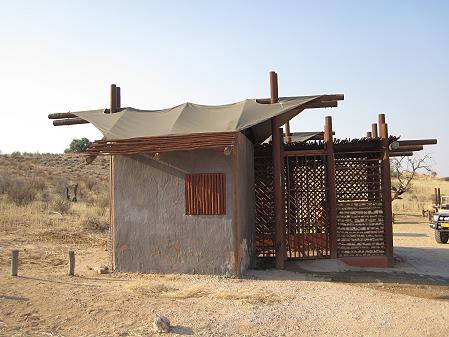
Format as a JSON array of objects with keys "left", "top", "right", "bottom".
[{"left": 1, "top": 154, "right": 448, "bottom": 337}]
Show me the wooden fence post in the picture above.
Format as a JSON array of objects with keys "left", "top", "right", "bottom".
[
  {"left": 380, "top": 120, "right": 393, "bottom": 266},
  {"left": 325, "top": 116, "right": 338, "bottom": 259},
  {"left": 11, "top": 250, "right": 19, "bottom": 277},
  {"left": 69, "top": 251, "right": 75, "bottom": 276}
]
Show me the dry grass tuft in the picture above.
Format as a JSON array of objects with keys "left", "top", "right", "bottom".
[
  {"left": 126, "top": 280, "right": 279, "bottom": 304},
  {"left": 126, "top": 281, "right": 178, "bottom": 296},
  {"left": 213, "top": 288, "right": 279, "bottom": 304}
]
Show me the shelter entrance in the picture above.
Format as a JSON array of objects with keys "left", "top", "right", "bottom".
[
  {"left": 284, "top": 154, "right": 330, "bottom": 259},
  {"left": 254, "top": 147, "right": 331, "bottom": 260}
]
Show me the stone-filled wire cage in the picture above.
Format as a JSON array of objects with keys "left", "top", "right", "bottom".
[{"left": 335, "top": 151, "right": 385, "bottom": 257}]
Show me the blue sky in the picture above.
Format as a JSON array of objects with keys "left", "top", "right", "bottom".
[{"left": 1, "top": 1, "right": 448, "bottom": 174}]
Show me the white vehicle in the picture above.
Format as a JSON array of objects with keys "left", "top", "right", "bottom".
[{"left": 429, "top": 195, "right": 449, "bottom": 244}]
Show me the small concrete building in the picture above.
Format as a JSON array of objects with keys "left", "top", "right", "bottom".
[
  {"left": 52, "top": 87, "right": 341, "bottom": 277},
  {"left": 50, "top": 75, "right": 433, "bottom": 276},
  {"left": 111, "top": 133, "right": 255, "bottom": 276}
]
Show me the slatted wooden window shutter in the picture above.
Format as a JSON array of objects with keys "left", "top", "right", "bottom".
[{"left": 185, "top": 173, "right": 226, "bottom": 215}]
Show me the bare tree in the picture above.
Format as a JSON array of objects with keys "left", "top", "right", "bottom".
[{"left": 390, "top": 154, "right": 432, "bottom": 201}]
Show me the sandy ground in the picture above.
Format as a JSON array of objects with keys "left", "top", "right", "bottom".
[{"left": 1, "top": 214, "right": 449, "bottom": 337}]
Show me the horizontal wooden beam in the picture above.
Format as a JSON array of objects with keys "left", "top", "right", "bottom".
[
  {"left": 305, "top": 101, "right": 338, "bottom": 109},
  {"left": 53, "top": 118, "right": 89, "bottom": 126},
  {"left": 398, "top": 139, "right": 437, "bottom": 146},
  {"left": 284, "top": 149, "right": 326, "bottom": 157},
  {"left": 256, "top": 93, "right": 344, "bottom": 105},
  {"left": 48, "top": 112, "right": 78, "bottom": 119},
  {"left": 390, "top": 151, "right": 414, "bottom": 157},
  {"left": 394, "top": 145, "right": 423, "bottom": 152}
]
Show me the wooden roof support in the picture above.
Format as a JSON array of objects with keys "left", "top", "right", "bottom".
[
  {"left": 371, "top": 123, "right": 378, "bottom": 138},
  {"left": 116, "top": 86, "right": 121, "bottom": 109},
  {"left": 110, "top": 84, "right": 117, "bottom": 113},
  {"left": 270, "top": 71, "right": 286, "bottom": 270},
  {"left": 325, "top": 116, "right": 338, "bottom": 259},
  {"left": 48, "top": 112, "right": 78, "bottom": 119},
  {"left": 397, "top": 139, "right": 437, "bottom": 146},
  {"left": 394, "top": 145, "right": 424, "bottom": 152},
  {"left": 390, "top": 152, "right": 414, "bottom": 157},
  {"left": 379, "top": 116, "right": 393, "bottom": 267},
  {"left": 53, "top": 117, "right": 89, "bottom": 126}
]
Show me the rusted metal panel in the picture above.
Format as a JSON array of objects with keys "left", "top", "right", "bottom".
[{"left": 185, "top": 173, "right": 226, "bottom": 215}]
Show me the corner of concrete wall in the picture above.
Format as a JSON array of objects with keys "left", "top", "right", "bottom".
[{"left": 236, "top": 133, "right": 256, "bottom": 274}]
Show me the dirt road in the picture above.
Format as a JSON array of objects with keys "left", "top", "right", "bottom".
[{"left": 1, "top": 214, "right": 448, "bottom": 337}]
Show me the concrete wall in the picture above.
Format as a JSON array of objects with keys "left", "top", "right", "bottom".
[
  {"left": 112, "top": 134, "right": 256, "bottom": 276},
  {"left": 236, "top": 133, "right": 256, "bottom": 273}
]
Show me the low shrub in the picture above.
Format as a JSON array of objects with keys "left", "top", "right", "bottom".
[
  {"left": 82, "top": 215, "right": 109, "bottom": 231},
  {"left": 84, "top": 177, "right": 96, "bottom": 191},
  {"left": 51, "top": 199, "right": 71, "bottom": 214},
  {"left": 8, "top": 179, "right": 37, "bottom": 206}
]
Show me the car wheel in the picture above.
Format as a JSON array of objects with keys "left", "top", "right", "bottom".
[{"left": 435, "top": 230, "right": 449, "bottom": 244}]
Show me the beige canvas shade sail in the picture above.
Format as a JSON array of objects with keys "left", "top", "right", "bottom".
[{"left": 72, "top": 96, "right": 321, "bottom": 142}]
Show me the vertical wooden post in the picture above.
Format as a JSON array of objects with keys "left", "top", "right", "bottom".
[
  {"left": 232, "top": 135, "right": 241, "bottom": 277},
  {"left": 437, "top": 187, "right": 441, "bottom": 205},
  {"left": 116, "top": 86, "right": 121, "bottom": 109},
  {"left": 110, "top": 84, "right": 117, "bottom": 113},
  {"left": 110, "top": 83, "right": 117, "bottom": 269},
  {"left": 11, "top": 250, "right": 19, "bottom": 277},
  {"left": 324, "top": 117, "right": 338, "bottom": 259},
  {"left": 378, "top": 114, "right": 385, "bottom": 127},
  {"left": 435, "top": 188, "right": 439, "bottom": 205},
  {"left": 380, "top": 120, "right": 393, "bottom": 266},
  {"left": 371, "top": 123, "right": 378, "bottom": 138},
  {"left": 68, "top": 251, "right": 75, "bottom": 276},
  {"left": 270, "top": 71, "right": 285, "bottom": 269},
  {"left": 366, "top": 131, "right": 373, "bottom": 200}
]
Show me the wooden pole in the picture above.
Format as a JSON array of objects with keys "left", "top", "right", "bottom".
[
  {"left": 270, "top": 71, "right": 285, "bottom": 269},
  {"left": 438, "top": 187, "right": 441, "bottom": 205},
  {"left": 378, "top": 114, "right": 385, "bottom": 127},
  {"left": 116, "top": 86, "right": 121, "bottom": 109},
  {"left": 397, "top": 139, "right": 437, "bottom": 146},
  {"left": 380, "top": 121, "right": 393, "bottom": 266},
  {"left": 68, "top": 251, "right": 75, "bottom": 276},
  {"left": 371, "top": 123, "right": 378, "bottom": 138},
  {"left": 11, "top": 250, "right": 19, "bottom": 277},
  {"left": 324, "top": 116, "right": 338, "bottom": 259},
  {"left": 435, "top": 188, "right": 439, "bottom": 205},
  {"left": 232, "top": 135, "right": 241, "bottom": 277},
  {"left": 110, "top": 84, "right": 117, "bottom": 113}
]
